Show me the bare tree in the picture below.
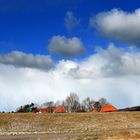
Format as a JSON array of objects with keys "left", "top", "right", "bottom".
[
  {"left": 65, "top": 92, "right": 80, "bottom": 112},
  {"left": 99, "top": 98, "right": 109, "bottom": 107},
  {"left": 55, "top": 100, "right": 62, "bottom": 107},
  {"left": 42, "top": 101, "right": 54, "bottom": 107},
  {"left": 82, "top": 97, "right": 95, "bottom": 112}
]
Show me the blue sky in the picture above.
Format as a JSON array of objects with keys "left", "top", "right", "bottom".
[
  {"left": 0, "top": 0, "right": 140, "bottom": 111},
  {"left": 0, "top": 0, "right": 140, "bottom": 56}
]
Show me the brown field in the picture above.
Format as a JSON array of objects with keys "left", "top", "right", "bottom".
[{"left": 0, "top": 112, "right": 140, "bottom": 140}]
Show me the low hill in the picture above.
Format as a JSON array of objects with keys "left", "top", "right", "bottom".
[
  {"left": 0, "top": 112, "right": 140, "bottom": 139},
  {"left": 118, "top": 106, "right": 140, "bottom": 111}
]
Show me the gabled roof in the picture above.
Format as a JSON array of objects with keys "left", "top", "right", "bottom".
[
  {"left": 101, "top": 104, "right": 117, "bottom": 112},
  {"left": 54, "top": 105, "right": 66, "bottom": 113}
]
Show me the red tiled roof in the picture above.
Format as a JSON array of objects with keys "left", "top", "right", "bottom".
[
  {"left": 101, "top": 105, "right": 117, "bottom": 112},
  {"left": 54, "top": 106, "right": 66, "bottom": 113}
]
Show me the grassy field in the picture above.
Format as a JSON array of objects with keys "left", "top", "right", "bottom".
[{"left": 0, "top": 112, "right": 140, "bottom": 139}]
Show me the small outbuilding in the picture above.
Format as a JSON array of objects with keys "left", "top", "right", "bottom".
[
  {"left": 100, "top": 104, "right": 117, "bottom": 112},
  {"left": 54, "top": 105, "right": 66, "bottom": 113}
]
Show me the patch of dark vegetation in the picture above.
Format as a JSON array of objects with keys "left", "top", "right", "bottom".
[{"left": 118, "top": 106, "right": 140, "bottom": 111}]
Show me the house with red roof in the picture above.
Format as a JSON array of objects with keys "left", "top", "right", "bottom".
[
  {"left": 100, "top": 104, "right": 117, "bottom": 112},
  {"left": 37, "top": 107, "right": 54, "bottom": 113},
  {"left": 54, "top": 105, "right": 66, "bottom": 113}
]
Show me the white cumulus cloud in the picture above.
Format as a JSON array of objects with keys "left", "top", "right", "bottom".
[
  {"left": 90, "top": 8, "right": 140, "bottom": 47},
  {"left": 48, "top": 35, "right": 86, "bottom": 57},
  {"left": 0, "top": 51, "right": 54, "bottom": 70}
]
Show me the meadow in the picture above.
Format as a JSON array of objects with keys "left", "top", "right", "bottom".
[{"left": 0, "top": 112, "right": 140, "bottom": 140}]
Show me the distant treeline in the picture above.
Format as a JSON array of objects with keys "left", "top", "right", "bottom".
[
  {"left": 118, "top": 106, "right": 140, "bottom": 111},
  {"left": 16, "top": 92, "right": 109, "bottom": 113}
]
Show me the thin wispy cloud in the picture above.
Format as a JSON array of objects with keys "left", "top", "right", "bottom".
[{"left": 64, "top": 11, "right": 80, "bottom": 31}]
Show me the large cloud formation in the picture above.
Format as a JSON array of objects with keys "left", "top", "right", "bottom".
[
  {"left": 68, "top": 44, "right": 140, "bottom": 78},
  {"left": 90, "top": 8, "right": 140, "bottom": 47},
  {"left": 0, "top": 44, "right": 140, "bottom": 111},
  {"left": 48, "top": 35, "right": 86, "bottom": 57},
  {"left": 0, "top": 51, "right": 54, "bottom": 70}
]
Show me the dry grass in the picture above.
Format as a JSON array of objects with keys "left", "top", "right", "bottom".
[{"left": 0, "top": 112, "right": 140, "bottom": 139}]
